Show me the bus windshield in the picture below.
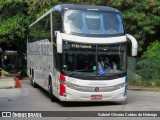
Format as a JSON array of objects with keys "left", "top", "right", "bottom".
[
  {"left": 63, "top": 10, "right": 124, "bottom": 35},
  {"left": 62, "top": 42, "right": 127, "bottom": 77}
]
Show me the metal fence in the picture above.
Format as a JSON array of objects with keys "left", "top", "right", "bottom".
[
  {"left": 127, "top": 56, "right": 160, "bottom": 86},
  {"left": 127, "top": 57, "right": 136, "bottom": 81}
]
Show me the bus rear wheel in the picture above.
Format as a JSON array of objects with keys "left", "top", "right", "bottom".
[
  {"left": 31, "top": 70, "right": 38, "bottom": 88},
  {"left": 31, "top": 79, "right": 38, "bottom": 88}
]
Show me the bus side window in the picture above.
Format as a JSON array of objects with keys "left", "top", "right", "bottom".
[
  {"left": 38, "top": 14, "right": 51, "bottom": 41},
  {"left": 53, "top": 45, "right": 61, "bottom": 71},
  {"left": 52, "top": 11, "right": 61, "bottom": 44},
  {"left": 29, "top": 24, "right": 37, "bottom": 43}
]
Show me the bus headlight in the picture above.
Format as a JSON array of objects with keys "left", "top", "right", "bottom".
[
  {"left": 66, "top": 82, "right": 78, "bottom": 90},
  {"left": 115, "top": 82, "right": 126, "bottom": 89},
  {"left": 59, "top": 74, "right": 78, "bottom": 90}
]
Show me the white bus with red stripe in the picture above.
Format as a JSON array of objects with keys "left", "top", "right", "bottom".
[{"left": 27, "top": 4, "right": 138, "bottom": 102}]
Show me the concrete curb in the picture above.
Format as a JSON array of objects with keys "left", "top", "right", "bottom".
[
  {"left": 128, "top": 86, "right": 160, "bottom": 92},
  {"left": 0, "top": 78, "right": 15, "bottom": 89}
]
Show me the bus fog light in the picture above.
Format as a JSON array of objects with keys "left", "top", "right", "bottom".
[{"left": 63, "top": 93, "right": 67, "bottom": 97}]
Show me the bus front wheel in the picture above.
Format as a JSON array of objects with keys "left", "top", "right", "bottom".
[{"left": 48, "top": 79, "right": 57, "bottom": 102}]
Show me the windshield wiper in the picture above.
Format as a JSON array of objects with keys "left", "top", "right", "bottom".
[{"left": 68, "top": 69, "right": 94, "bottom": 77}]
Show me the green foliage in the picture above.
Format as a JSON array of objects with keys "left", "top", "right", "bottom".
[
  {"left": 137, "top": 41, "right": 160, "bottom": 83},
  {"left": 0, "top": 0, "right": 31, "bottom": 54},
  {"left": 142, "top": 41, "right": 160, "bottom": 58},
  {"left": 0, "top": 0, "right": 29, "bottom": 19},
  {"left": 137, "top": 57, "right": 160, "bottom": 80},
  {"left": 120, "top": 0, "right": 160, "bottom": 53},
  {"left": 0, "top": 15, "right": 26, "bottom": 39},
  {"left": 28, "top": 0, "right": 59, "bottom": 19}
]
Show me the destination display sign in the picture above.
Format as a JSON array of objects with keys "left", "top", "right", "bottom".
[{"left": 71, "top": 43, "right": 92, "bottom": 49}]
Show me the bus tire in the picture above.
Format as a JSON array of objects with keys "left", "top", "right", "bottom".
[
  {"left": 48, "top": 78, "right": 56, "bottom": 102},
  {"left": 117, "top": 99, "right": 127, "bottom": 105},
  {"left": 31, "top": 70, "right": 38, "bottom": 88},
  {"left": 31, "top": 79, "right": 38, "bottom": 88}
]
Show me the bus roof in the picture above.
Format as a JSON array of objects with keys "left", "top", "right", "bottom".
[
  {"left": 53, "top": 4, "right": 120, "bottom": 12},
  {"left": 29, "top": 4, "right": 121, "bottom": 27}
]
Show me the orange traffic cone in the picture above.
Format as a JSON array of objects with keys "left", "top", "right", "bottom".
[{"left": 15, "top": 77, "right": 22, "bottom": 88}]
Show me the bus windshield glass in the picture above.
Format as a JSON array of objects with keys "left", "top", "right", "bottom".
[
  {"left": 63, "top": 10, "right": 124, "bottom": 35},
  {"left": 62, "top": 42, "right": 127, "bottom": 77}
]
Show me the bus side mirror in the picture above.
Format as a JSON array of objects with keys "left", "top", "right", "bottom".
[
  {"left": 126, "top": 34, "right": 138, "bottom": 56},
  {"left": 56, "top": 31, "right": 62, "bottom": 53}
]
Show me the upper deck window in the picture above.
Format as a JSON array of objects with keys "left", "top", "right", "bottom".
[{"left": 63, "top": 10, "right": 124, "bottom": 36}]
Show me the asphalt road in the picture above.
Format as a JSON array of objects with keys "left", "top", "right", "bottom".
[{"left": 0, "top": 80, "right": 160, "bottom": 120}]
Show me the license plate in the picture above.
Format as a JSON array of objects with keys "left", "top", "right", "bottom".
[{"left": 91, "top": 95, "right": 102, "bottom": 100}]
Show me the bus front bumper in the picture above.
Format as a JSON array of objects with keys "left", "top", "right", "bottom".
[{"left": 59, "top": 87, "right": 126, "bottom": 102}]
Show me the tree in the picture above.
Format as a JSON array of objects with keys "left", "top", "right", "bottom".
[
  {"left": 137, "top": 41, "right": 160, "bottom": 81},
  {"left": 109, "top": 0, "right": 160, "bottom": 55},
  {"left": 28, "top": 0, "right": 59, "bottom": 20},
  {"left": 142, "top": 41, "right": 160, "bottom": 58},
  {"left": 0, "top": 0, "right": 30, "bottom": 53}
]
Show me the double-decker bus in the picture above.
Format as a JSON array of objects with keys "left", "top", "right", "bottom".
[{"left": 27, "top": 4, "right": 138, "bottom": 102}]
